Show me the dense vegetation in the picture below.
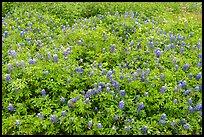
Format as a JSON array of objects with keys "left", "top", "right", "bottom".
[{"left": 2, "top": 2, "right": 202, "bottom": 135}]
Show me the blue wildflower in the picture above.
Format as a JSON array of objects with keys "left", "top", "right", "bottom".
[
  {"left": 50, "top": 115, "right": 57, "bottom": 123},
  {"left": 97, "top": 123, "right": 102, "bottom": 128},
  {"left": 175, "top": 65, "right": 178, "bottom": 71},
  {"left": 160, "top": 86, "right": 166, "bottom": 94},
  {"left": 114, "top": 115, "right": 118, "bottom": 121},
  {"left": 41, "top": 89, "right": 46, "bottom": 97},
  {"left": 88, "top": 121, "right": 92, "bottom": 127},
  {"left": 5, "top": 74, "right": 11, "bottom": 82},
  {"left": 15, "top": 120, "right": 21, "bottom": 126},
  {"left": 183, "top": 64, "right": 189, "bottom": 71},
  {"left": 194, "top": 104, "right": 202, "bottom": 111},
  {"left": 158, "top": 119, "right": 166, "bottom": 124},
  {"left": 184, "top": 123, "right": 190, "bottom": 130},
  {"left": 195, "top": 72, "right": 201, "bottom": 81},
  {"left": 141, "top": 126, "right": 148, "bottom": 133},
  {"left": 8, "top": 104, "right": 14, "bottom": 111},
  {"left": 187, "top": 98, "right": 192, "bottom": 104},
  {"left": 118, "top": 100, "right": 125, "bottom": 110},
  {"left": 61, "top": 111, "right": 67, "bottom": 116},
  {"left": 170, "top": 121, "right": 177, "bottom": 126},
  {"left": 188, "top": 73, "right": 193, "bottom": 79},
  {"left": 138, "top": 102, "right": 144, "bottom": 111},
  {"left": 53, "top": 54, "right": 58, "bottom": 63},
  {"left": 194, "top": 86, "right": 199, "bottom": 92},
  {"left": 188, "top": 106, "right": 193, "bottom": 113},
  {"left": 37, "top": 113, "right": 44, "bottom": 119},
  {"left": 119, "top": 90, "right": 126, "bottom": 96},
  {"left": 161, "top": 114, "right": 167, "bottom": 120}
]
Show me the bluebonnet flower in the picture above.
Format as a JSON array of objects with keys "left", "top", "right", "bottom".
[
  {"left": 160, "top": 86, "right": 166, "bottom": 94},
  {"left": 158, "top": 119, "right": 166, "bottom": 124},
  {"left": 175, "top": 65, "right": 178, "bottom": 71},
  {"left": 161, "top": 114, "right": 167, "bottom": 120},
  {"left": 61, "top": 110, "right": 67, "bottom": 116},
  {"left": 182, "top": 64, "right": 189, "bottom": 71},
  {"left": 199, "top": 111, "right": 202, "bottom": 116},
  {"left": 184, "top": 89, "right": 191, "bottom": 95},
  {"left": 124, "top": 126, "right": 131, "bottom": 131},
  {"left": 154, "top": 49, "right": 162, "bottom": 58},
  {"left": 184, "top": 123, "right": 190, "bottom": 130},
  {"left": 110, "top": 44, "right": 116, "bottom": 52},
  {"left": 41, "top": 89, "right": 46, "bottom": 97},
  {"left": 9, "top": 50, "right": 17, "bottom": 57},
  {"left": 199, "top": 84, "right": 202, "bottom": 91},
  {"left": 60, "top": 97, "right": 66, "bottom": 103},
  {"left": 88, "top": 121, "right": 93, "bottom": 127},
  {"left": 198, "top": 54, "right": 202, "bottom": 58},
  {"left": 188, "top": 73, "right": 193, "bottom": 79},
  {"left": 110, "top": 91, "right": 115, "bottom": 95},
  {"left": 78, "top": 39, "right": 83, "bottom": 45},
  {"left": 137, "top": 42, "right": 141, "bottom": 48},
  {"left": 174, "top": 87, "right": 178, "bottom": 92},
  {"left": 132, "top": 73, "right": 137, "bottom": 80},
  {"left": 187, "top": 98, "right": 192, "bottom": 104},
  {"left": 195, "top": 72, "right": 201, "bottom": 81},
  {"left": 170, "top": 121, "right": 177, "bottom": 126},
  {"left": 15, "top": 120, "right": 21, "bottom": 126},
  {"left": 37, "top": 113, "right": 44, "bottom": 119},
  {"left": 119, "top": 90, "right": 126, "bottom": 96},
  {"left": 85, "top": 98, "right": 90, "bottom": 104},
  {"left": 101, "top": 70, "right": 105, "bottom": 75},
  {"left": 97, "top": 86, "right": 102, "bottom": 94},
  {"left": 194, "top": 86, "right": 199, "bottom": 92},
  {"left": 8, "top": 104, "right": 14, "bottom": 111},
  {"left": 28, "top": 59, "right": 37, "bottom": 64},
  {"left": 181, "top": 41, "right": 186, "bottom": 46},
  {"left": 8, "top": 63, "right": 14, "bottom": 71},
  {"left": 106, "top": 70, "right": 112, "bottom": 78},
  {"left": 76, "top": 96, "right": 80, "bottom": 100},
  {"left": 114, "top": 115, "right": 118, "bottom": 121},
  {"left": 170, "top": 35, "right": 176, "bottom": 43},
  {"left": 160, "top": 74, "right": 164, "bottom": 80},
  {"left": 69, "top": 117, "right": 74, "bottom": 122},
  {"left": 102, "top": 48, "right": 106, "bottom": 53},
  {"left": 50, "top": 115, "right": 57, "bottom": 123},
  {"left": 180, "top": 47, "right": 184, "bottom": 53},
  {"left": 144, "top": 92, "right": 148, "bottom": 96},
  {"left": 198, "top": 62, "right": 202, "bottom": 67},
  {"left": 106, "top": 87, "right": 110, "bottom": 92},
  {"left": 141, "top": 126, "right": 148, "bottom": 133},
  {"left": 129, "top": 40, "right": 134, "bottom": 46},
  {"left": 72, "top": 98, "right": 77, "bottom": 103},
  {"left": 197, "top": 42, "right": 201, "bottom": 49},
  {"left": 178, "top": 83, "right": 182, "bottom": 88},
  {"left": 16, "top": 62, "right": 21, "bottom": 67},
  {"left": 53, "top": 54, "right": 58, "bottom": 63},
  {"left": 97, "top": 123, "right": 102, "bottom": 128},
  {"left": 188, "top": 106, "right": 193, "bottom": 113},
  {"left": 138, "top": 102, "right": 144, "bottom": 111},
  {"left": 118, "top": 100, "right": 125, "bottom": 110},
  {"left": 181, "top": 81, "right": 186, "bottom": 88},
  {"left": 5, "top": 74, "right": 11, "bottom": 82},
  {"left": 44, "top": 71, "right": 49, "bottom": 75},
  {"left": 194, "top": 104, "right": 202, "bottom": 111}
]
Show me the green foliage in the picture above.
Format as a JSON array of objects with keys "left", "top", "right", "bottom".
[{"left": 2, "top": 2, "right": 202, "bottom": 135}]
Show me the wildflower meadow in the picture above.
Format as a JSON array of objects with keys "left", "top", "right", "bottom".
[{"left": 2, "top": 2, "right": 202, "bottom": 135}]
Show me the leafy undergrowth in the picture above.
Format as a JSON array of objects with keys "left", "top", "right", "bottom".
[{"left": 2, "top": 2, "right": 202, "bottom": 135}]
